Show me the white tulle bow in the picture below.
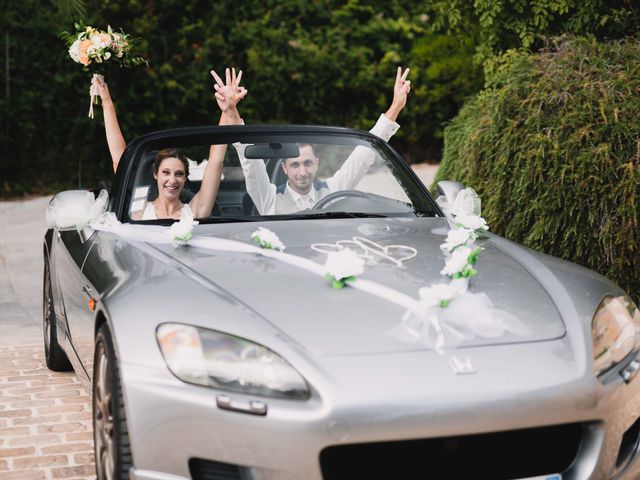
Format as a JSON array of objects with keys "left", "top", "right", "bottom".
[{"left": 46, "top": 189, "right": 108, "bottom": 230}]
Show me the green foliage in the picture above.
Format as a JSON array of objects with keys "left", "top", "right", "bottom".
[
  {"left": 60, "top": 22, "right": 147, "bottom": 75},
  {"left": 51, "top": 0, "right": 87, "bottom": 22},
  {"left": 1, "top": 0, "right": 482, "bottom": 197},
  {"left": 401, "top": 32, "right": 483, "bottom": 162},
  {"left": 437, "top": 36, "right": 640, "bottom": 300},
  {"left": 430, "top": 0, "right": 640, "bottom": 63}
]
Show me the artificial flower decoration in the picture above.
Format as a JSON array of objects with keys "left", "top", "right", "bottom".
[
  {"left": 251, "top": 227, "right": 285, "bottom": 251},
  {"left": 418, "top": 282, "right": 467, "bottom": 308},
  {"left": 436, "top": 187, "right": 488, "bottom": 233},
  {"left": 404, "top": 185, "right": 489, "bottom": 327},
  {"left": 440, "top": 227, "right": 475, "bottom": 253},
  {"left": 454, "top": 214, "right": 489, "bottom": 232},
  {"left": 167, "top": 205, "right": 198, "bottom": 247},
  {"left": 440, "top": 246, "right": 473, "bottom": 277},
  {"left": 441, "top": 245, "right": 482, "bottom": 279},
  {"left": 324, "top": 248, "right": 365, "bottom": 289}
]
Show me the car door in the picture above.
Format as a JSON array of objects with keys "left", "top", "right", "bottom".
[{"left": 52, "top": 227, "right": 98, "bottom": 377}]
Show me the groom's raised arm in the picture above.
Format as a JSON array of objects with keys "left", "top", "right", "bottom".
[
  {"left": 219, "top": 72, "right": 276, "bottom": 216},
  {"left": 326, "top": 67, "right": 410, "bottom": 192},
  {"left": 189, "top": 68, "right": 248, "bottom": 218}
]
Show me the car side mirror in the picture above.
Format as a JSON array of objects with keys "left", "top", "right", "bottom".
[
  {"left": 436, "top": 180, "right": 464, "bottom": 206},
  {"left": 46, "top": 189, "right": 109, "bottom": 230}
]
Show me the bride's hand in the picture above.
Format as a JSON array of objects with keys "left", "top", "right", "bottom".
[
  {"left": 90, "top": 75, "right": 113, "bottom": 106},
  {"left": 210, "top": 67, "right": 247, "bottom": 114}
]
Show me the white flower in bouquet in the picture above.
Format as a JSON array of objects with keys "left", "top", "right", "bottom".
[
  {"left": 440, "top": 227, "right": 475, "bottom": 252},
  {"left": 69, "top": 39, "right": 81, "bottom": 62},
  {"left": 324, "top": 248, "right": 365, "bottom": 289},
  {"left": 251, "top": 227, "right": 285, "bottom": 251},
  {"left": 61, "top": 23, "right": 147, "bottom": 118}
]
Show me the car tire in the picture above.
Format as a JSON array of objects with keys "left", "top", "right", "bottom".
[
  {"left": 93, "top": 324, "right": 133, "bottom": 480},
  {"left": 43, "top": 260, "right": 72, "bottom": 371}
]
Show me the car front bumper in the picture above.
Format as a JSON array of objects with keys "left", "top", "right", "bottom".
[{"left": 122, "top": 343, "right": 640, "bottom": 480}]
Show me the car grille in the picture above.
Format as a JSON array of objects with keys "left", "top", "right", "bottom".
[
  {"left": 189, "top": 458, "right": 244, "bottom": 480},
  {"left": 320, "top": 423, "right": 584, "bottom": 480}
]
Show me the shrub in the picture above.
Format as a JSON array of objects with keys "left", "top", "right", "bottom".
[{"left": 436, "top": 36, "right": 640, "bottom": 301}]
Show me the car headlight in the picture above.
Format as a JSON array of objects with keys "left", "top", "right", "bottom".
[
  {"left": 592, "top": 295, "right": 640, "bottom": 376},
  {"left": 156, "top": 323, "right": 310, "bottom": 400}
]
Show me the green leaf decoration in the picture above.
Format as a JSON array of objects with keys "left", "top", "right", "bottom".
[
  {"left": 461, "top": 266, "right": 477, "bottom": 278},
  {"left": 468, "top": 246, "right": 482, "bottom": 265},
  {"left": 325, "top": 273, "right": 355, "bottom": 289}
]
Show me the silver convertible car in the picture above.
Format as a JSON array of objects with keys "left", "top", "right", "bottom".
[{"left": 43, "top": 125, "right": 640, "bottom": 480}]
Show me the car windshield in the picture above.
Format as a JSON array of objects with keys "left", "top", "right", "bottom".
[{"left": 124, "top": 130, "right": 438, "bottom": 223}]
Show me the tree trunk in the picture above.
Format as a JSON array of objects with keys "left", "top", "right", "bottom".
[
  {"left": 4, "top": 30, "right": 9, "bottom": 101},
  {"left": 4, "top": 29, "right": 9, "bottom": 150}
]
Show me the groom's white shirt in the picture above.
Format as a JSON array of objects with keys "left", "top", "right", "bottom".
[{"left": 235, "top": 114, "right": 400, "bottom": 215}]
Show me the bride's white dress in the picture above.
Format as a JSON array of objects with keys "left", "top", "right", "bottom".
[{"left": 141, "top": 203, "right": 157, "bottom": 220}]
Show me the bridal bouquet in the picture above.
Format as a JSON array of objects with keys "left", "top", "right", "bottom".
[{"left": 61, "top": 23, "right": 147, "bottom": 117}]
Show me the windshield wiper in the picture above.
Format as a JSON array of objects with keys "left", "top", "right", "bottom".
[
  {"left": 141, "top": 211, "right": 390, "bottom": 225},
  {"left": 279, "top": 211, "right": 388, "bottom": 220},
  {"left": 198, "top": 216, "right": 261, "bottom": 224}
]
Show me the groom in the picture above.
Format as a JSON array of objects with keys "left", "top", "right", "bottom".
[{"left": 221, "top": 67, "right": 411, "bottom": 215}]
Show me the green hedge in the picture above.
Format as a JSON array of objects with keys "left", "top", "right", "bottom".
[{"left": 436, "top": 36, "right": 640, "bottom": 301}]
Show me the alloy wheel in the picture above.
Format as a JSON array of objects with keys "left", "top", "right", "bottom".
[
  {"left": 43, "top": 266, "right": 52, "bottom": 355},
  {"left": 94, "top": 342, "right": 115, "bottom": 480}
]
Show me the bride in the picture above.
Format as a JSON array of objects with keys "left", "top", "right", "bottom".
[{"left": 92, "top": 67, "right": 247, "bottom": 219}]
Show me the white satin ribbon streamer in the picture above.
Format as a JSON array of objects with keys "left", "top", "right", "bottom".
[
  {"left": 88, "top": 213, "right": 417, "bottom": 311},
  {"left": 88, "top": 73, "right": 104, "bottom": 119},
  {"left": 86, "top": 203, "right": 524, "bottom": 352},
  {"left": 388, "top": 290, "right": 528, "bottom": 352}
]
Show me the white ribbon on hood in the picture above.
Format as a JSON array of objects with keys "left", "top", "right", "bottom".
[{"left": 65, "top": 190, "right": 527, "bottom": 352}]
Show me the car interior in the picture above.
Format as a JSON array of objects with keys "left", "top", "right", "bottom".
[
  {"left": 128, "top": 147, "right": 289, "bottom": 219},
  {"left": 124, "top": 137, "right": 431, "bottom": 223}
]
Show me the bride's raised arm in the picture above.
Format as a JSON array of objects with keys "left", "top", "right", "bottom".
[
  {"left": 189, "top": 67, "right": 247, "bottom": 218},
  {"left": 92, "top": 77, "right": 126, "bottom": 173}
]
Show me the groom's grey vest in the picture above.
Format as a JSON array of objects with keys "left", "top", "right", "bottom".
[{"left": 275, "top": 180, "right": 330, "bottom": 214}]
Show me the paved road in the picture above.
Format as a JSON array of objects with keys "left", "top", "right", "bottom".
[{"left": 0, "top": 197, "right": 95, "bottom": 479}]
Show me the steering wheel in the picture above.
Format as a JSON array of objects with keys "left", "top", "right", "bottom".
[{"left": 312, "top": 190, "right": 377, "bottom": 210}]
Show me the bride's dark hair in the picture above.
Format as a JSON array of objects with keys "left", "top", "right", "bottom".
[{"left": 153, "top": 148, "right": 189, "bottom": 177}]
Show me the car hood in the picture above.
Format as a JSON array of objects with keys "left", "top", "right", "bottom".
[{"left": 154, "top": 217, "right": 565, "bottom": 355}]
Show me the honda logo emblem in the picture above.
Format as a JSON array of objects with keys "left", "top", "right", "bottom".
[{"left": 448, "top": 355, "right": 476, "bottom": 375}]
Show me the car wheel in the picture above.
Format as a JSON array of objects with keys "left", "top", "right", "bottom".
[
  {"left": 43, "top": 260, "right": 72, "bottom": 371},
  {"left": 93, "top": 324, "right": 133, "bottom": 480}
]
